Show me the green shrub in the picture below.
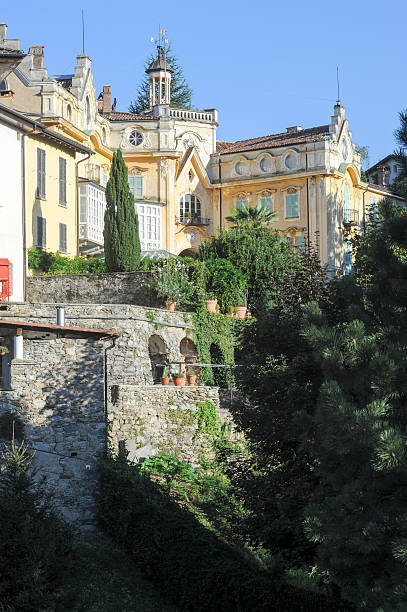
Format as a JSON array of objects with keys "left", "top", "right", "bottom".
[
  {"left": 98, "top": 454, "right": 350, "bottom": 612},
  {"left": 204, "top": 258, "right": 247, "bottom": 312},
  {"left": 28, "top": 246, "right": 105, "bottom": 275},
  {"left": 0, "top": 440, "right": 76, "bottom": 610}
]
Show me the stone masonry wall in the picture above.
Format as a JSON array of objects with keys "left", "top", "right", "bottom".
[
  {"left": 108, "top": 385, "right": 230, "bottom": 464},
  {"left": 0, "top": 337, "right": 106, "bottom": 532},
  {"left": 26, "top": 271, "right": 159, "bottom": 306},
  {"left": 0, "top": 302, "right": 194, "bottom": 386}
]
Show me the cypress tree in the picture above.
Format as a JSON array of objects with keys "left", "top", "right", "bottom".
[{"left": 104, "top": 150, "right": 141, "bottom": 271}]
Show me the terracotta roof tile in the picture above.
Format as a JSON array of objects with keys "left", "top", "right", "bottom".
[
  {"left": 217, "top": 125, "right": 330, "bottom": 154},
  {"left": 104, "top": 111, "right": 156, "bottom": 122}
]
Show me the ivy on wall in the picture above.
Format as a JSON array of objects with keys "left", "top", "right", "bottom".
[{"left": 191, "top": 310, "right": 244, "bottom": 387}]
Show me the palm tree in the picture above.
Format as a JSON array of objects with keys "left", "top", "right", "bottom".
[{"left": 226, "top": 201, "right": 277, "bottom": 225}]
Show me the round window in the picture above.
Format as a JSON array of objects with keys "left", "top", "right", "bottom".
[
  {"left": 129, "top": 131, "right": 143, "bottom": 146},
  {"left": 260, "top": 157, "right": 273, "bottom": 173},
  {"left": 285, "top": 154, "right": 296, "bottom": 170},
  {"left": 235, "top": 161, "right": 246, "bottom": 175}
]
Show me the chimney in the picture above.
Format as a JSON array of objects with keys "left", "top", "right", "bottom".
[
  {"left": 0, "top": 23, "right": 7, "bottom": 43},
  {"left": 29, "top": 46, "right": 44, "bottom": 69},
  {"left": 286, "top": 126, "right": 302, "bottom": 133},
  {"left": 97, "top": 85, "right": 111, "bottom": 114}
]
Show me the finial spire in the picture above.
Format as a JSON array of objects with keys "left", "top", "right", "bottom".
[{"left": 336, "top": 65, "right": 340, "bottom": 105}]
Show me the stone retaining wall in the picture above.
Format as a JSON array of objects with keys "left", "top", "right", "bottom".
[
  {"left": 27, "top": 271, "right": 159, "bottom": 307},
  {"left": 108, "top": 385, "right": 230, "bottom": 464},
  {"left": 0, "top": 337, "right": 107, "bottom": 533}
]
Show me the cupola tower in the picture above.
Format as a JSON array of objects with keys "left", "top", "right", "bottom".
[{"left": 146, "top": 44, "right": 173, "bottom": 117}]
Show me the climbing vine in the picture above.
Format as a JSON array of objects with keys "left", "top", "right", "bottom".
[
  {"left": 194, "top": 400, "right": 220, "bottom": 440},
  {"left": 191, "top": 310, "right": 244, "bottom": 386}
]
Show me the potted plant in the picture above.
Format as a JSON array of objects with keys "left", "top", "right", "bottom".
[
  {"left": 186, "top": 369, "right": 197, "bottom": 386},
  {"left": 0, "top": 346, "right": 9, "bottom": 356},
  {"left": 236, "top": 294, "right": 248, "bottom": 319},
  {"left": 161, "top": 366, "right": 170, "bottom": 386},
  {"left": 172, "top": 372, "right": 184, "bottom": 387},
  {"left": 205, "top": 293, "right": 218, "bottom": 313}
]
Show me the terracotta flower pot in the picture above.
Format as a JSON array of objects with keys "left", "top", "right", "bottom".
[
  {"left": 186, "top": 374, "right": 197, "bottom": 386},
  {"left": 236, "top": 306, "right": 247, "bottom": 319},
  {"left": 172, "top": 376, "right": 184, "bottom": 387},
  {"left": 161, "top": 377, "right": 170, "bottom": 386},
  {"left": 206, "top": 299, "right": 218, "bottom": 313},
  {"left": 165, "top": 301, "right": 176, "bottom": 311}
]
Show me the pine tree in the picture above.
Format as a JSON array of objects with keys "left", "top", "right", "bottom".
[
  {"left": 129, "top": 47, "right": 193, "bottom": 114},
  {"left": 300, "top": 301, "right": 407, "bottom": 609},
  {"left": 392, "top": 110, "right": 407, "bottom": 196},
  {"left": 104, "top": 150, "right": 141, "bottom": 271}
]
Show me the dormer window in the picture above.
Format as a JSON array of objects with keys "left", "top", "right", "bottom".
[{"left": 129, "top": 131, "right": 143, "bottom": 146}]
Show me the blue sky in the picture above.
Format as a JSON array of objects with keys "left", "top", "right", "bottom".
[{"left": 2, "top": 1, "right": 406, "bottom": 166}]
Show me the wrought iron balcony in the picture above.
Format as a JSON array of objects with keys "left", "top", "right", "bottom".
[
  {"left": 343, "top": 209, "right": 359, "bottom": 227},
  {"left": 176, "top": 215, "right": 210, "bottom": 226}
]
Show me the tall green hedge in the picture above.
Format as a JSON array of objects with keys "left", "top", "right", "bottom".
[{"left": 98, "top": 455, "right": 351, "bottom": 612}]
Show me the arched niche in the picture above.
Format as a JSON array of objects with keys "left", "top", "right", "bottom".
[
  {"left": 180, "top": 337, "right": 199, "bottom": 365},
  {"left": 148, "top": 335, "right": 168, "bottom": 383}
]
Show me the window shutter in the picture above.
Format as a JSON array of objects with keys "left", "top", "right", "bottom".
[
  {"left": 297, "top": 235, "right": 306, "bottom": 250},
  {"left": 135, "top": 176, "right": 143, "bottom": 198},
  {"left": 59, "top": 157, "right": 67, "bottom": 205},
  {"left": 37, "top": 149, "right": 46, "bottom": 198},
  {"left": 260, "top": 197, "right": 273, "bottom": 211},
  {"left": 236, "top": 199, "right": 248, "bottom": 211},
  {"left": 59, "top": 223, "right": 67, "bottom": 252},
  {"left": 286, "top": 194, "right": 298, "bottom": 217},
  {"left": 37, "top": 216, "right": 46, "bottom": 247}
]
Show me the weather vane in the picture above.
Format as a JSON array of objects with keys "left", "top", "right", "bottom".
[{"left": 150, "top": 25, "right": 168, "bottom": 50}]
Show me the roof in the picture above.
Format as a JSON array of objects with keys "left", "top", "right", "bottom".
[
  {"left": 367, "top": 154, "right": 398, "bottom": 174},
  {"left": 103, "top": 111, "right": 156, "bottom": 122},
  {"left": 0, "top": 319, "right": 117, "bottom": 339},
  {"left": 53, "top": 74, "right": 74, "bottom": 89},
  {"left": 146, "top": 47, "right": 173, "bottom": 74},
  {"left": 0, "top": 103, "right": 94, "bottom": 155},
  {"left": 0, "top": 46, "right": 25, "bottom": 58},
  {"left": 216, "top": 125, "right": 330, "bottom": 154}
]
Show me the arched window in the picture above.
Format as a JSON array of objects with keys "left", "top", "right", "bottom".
[
  {"left": 66, "top": 104, "right": 72, "bottom": 121},
  {"left": 179, "top": 194, "right": 201, "bottom": 222}
]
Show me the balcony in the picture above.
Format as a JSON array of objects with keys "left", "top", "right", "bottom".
[
  {"left": 78, "top": 182, "right": 106, "bottom": 247},
  {"left": 176, "top": 216, "right": 210, "bottom": 227},
  {"left": 343, "top": 209, "right": 359, "bottom": 228}
]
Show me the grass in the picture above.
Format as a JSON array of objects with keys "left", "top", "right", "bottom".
[{"left": 70, "top": 537, "right": 180, "bottom": 612}]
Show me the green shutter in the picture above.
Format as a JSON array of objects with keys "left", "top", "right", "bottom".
[
  {"left": 285, "top": 194, "right": 298, "bottom": 217},
  {"left": 260, "top": 197, "right": 273, "bottom": 211}
]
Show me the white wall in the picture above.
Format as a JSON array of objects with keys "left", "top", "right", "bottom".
[{"left": 0, "top": 121, "right": 24, "bottom": 302}]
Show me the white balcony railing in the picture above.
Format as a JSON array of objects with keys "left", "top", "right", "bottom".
[{"left": 169, "top": 108, "right": 217, "bottom": 122}]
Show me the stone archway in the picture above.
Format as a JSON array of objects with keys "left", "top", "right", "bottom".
[{"left": 148, "top": 335, "right": 168, "bottom": 383}]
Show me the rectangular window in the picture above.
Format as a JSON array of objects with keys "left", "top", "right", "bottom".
[
  {"left": 59, "top": 157, "right": 67, "bottom": 206},
  {"left": 344, "top": 186, "right": 351, "bottom": 222},
  {"left": 102, "top": 172, "right": 108, "bottom": 187},
  {"left": 36, "top": 216, "right": 46, "bottom": 248},
  {"left": 297, "top": 234, "right": 306, "bottom": 250},
  {"left": 129, "top": 176, "right": 144, "bottom": 199},
  {"left": 260, "top": 197, "right": 273, "bottom": 211},
  {"left": 236, "top": 199, "right": 248, "bottom": 211},
  {"left": 59, "top": 222, "right": 67, "bottom": 253},
  {"left": 285, "top": 193, "right": 299, "bottom": 217},
  {"left": 135, "top": 203, "right": 161, "bottom": 250},
  {"left": 370, "top": 197, "right": 377, "bottom": 221},
  {"left": 36, "top": 148, "right": 46, "bottom": 199}
]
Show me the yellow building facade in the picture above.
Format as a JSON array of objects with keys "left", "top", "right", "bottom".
[{"left": 0, "top": 22, "right": 403, "bottom": 275}]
